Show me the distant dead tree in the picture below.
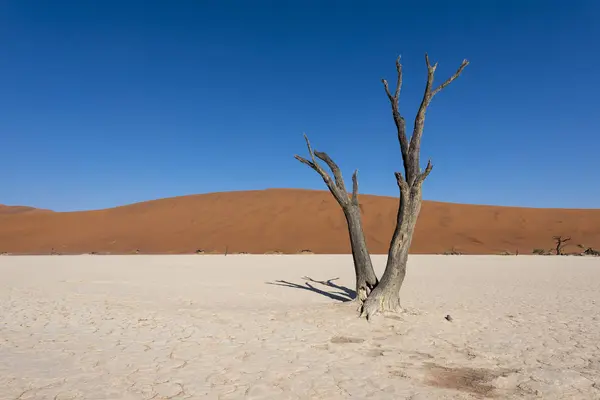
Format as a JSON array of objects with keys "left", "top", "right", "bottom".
[
  {"left": 552, "top": 235, "right": 571, "bottom": 255},
  {"left": 296, "top": 54, "right": 468, "bottom": 319},
  {"left": 577, "top": 244, "right": 600, "bottom": 256}
]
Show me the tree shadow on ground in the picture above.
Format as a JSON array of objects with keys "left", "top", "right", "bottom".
[{"left": 266, "top": 277, "right": 356, "bottom": 302}]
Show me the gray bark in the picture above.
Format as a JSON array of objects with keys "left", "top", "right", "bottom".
[
  {"left": 344, "top": 202, "right": 378, "bottom": 302},
  {"left": 361, "top": 54, "right": 468, "bottom": 319},
  {"left": 295, "top": 136, "right": 378, "bottom": 303},
  {"left": 360, "top": 176, "right": 424, "bottom": 317}
]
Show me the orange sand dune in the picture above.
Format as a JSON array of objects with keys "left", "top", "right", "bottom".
[
  {"left": 1, "top": 189, "right": 599, "bottom": 255},
  {"left": 0, "top": 205, "right": 53, "bottom": 215}
]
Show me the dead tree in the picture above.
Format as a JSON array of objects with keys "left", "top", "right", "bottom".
[
  {"left": 295, "top": 137, "right": 379, "bottom": 302},
  {"left": 552, "top": 235, "right": 571, "bottom": 255},
  {"left": 577, "top": 244, "right": 600, "bottom": 256},
  {"left": 360, "top": 55, "right": 468, "bottom": 319},
  {"left": 297, "top": 54, "right": 468, "bottom": 318}
]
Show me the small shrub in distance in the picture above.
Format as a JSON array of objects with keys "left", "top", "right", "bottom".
[{"left": 443, "top": 247, "right": 462, "bottom": 255}]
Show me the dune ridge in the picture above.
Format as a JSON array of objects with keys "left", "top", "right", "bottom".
[{"left": 1, "top": 188, "right": 599, "bottom": 255}]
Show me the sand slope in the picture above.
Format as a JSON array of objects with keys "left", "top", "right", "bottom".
[
  {"left": 0, "top": 204, "right": 52, "bottom": 215},
  {"left": 1, "top": 255, "right": 599, "bottom": 399},
  {"left": 1, "top": 189, "right": 599, "bottom": 255}
]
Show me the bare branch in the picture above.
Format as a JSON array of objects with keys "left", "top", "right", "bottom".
[
  {"left": 294, "top": 154, "right": 334, "bottom": 188},
  {"left": 295, "top": 134, "right": 349, "bottom": 207},
  {"left": 382, "top": 79, "right": 394, "bottom": 104},
  {"left": 351, "top": 170, "right": 359, "bottom": 205},
  {"left": 425, "top": 53, "right": 437, "bottom": 71},
  {"left": 432, "top": 59, "right": 469, "bottom": 98},
  {"left": 382, "top": 56, "right": 409, "bottom": 172},
  {"left": 394, "top": 171, "right": 409, "bottom": 192},
  {"left": 415, "top": 160, "right": 433, "bottom": 185},
  {"left": 393, "top": 55, "right": 402, "bottom": 100},
  {"left": 294, "top": 135, "right": 330, "bottom": 182},
  {"left": 381, "top": 57, "right": 401, "bottom": 101},
  {"left": 314, "top": 151, "right": 346, "bottom": 192},
  {"left": 408, "top": 54, "right": 436, "bottom": 171},
  {"left": 303, "top": 133, "right": 320, "bottom": 167},
  {"left": 407, "top": 54, "right": 469, "bottom": 185},
  {"left": 294, "top": 154, "right": 315, "bottom": 170},
  {"left": 552, "top": 235, "right": 571, "bottom": 242}
]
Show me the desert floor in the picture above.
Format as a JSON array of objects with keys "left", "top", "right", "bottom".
[{"left": 1, "top": 255, "right": 599, "bottom": 399}]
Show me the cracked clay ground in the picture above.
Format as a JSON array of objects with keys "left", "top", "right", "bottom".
[{"left": 1, "top": 255, "right": 600, "bottom": 399}]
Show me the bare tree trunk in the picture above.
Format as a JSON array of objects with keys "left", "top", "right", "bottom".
[
  {"left": 361, "top": 183, "right": 422, "bottom": 317},
  {"left": 344, "top": 205, "right": 378, "bottom": 302},
  {"left": 295, "top": 136, "right": 378, "bottom": 304}
]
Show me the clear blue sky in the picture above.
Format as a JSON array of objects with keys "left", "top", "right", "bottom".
[{"left": 1, "top": 1, "right": 599, "bottom": 211}]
